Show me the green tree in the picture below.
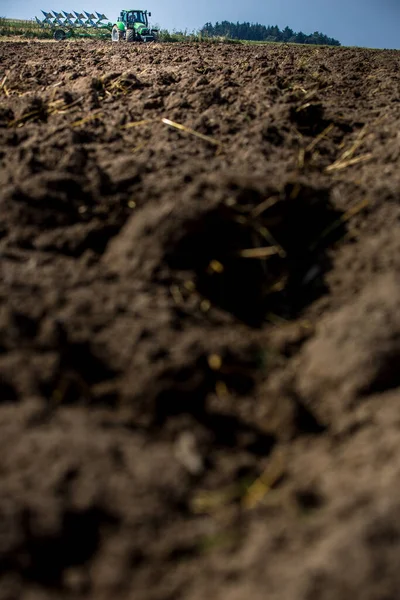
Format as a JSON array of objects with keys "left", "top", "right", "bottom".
[{"left": 199, "top": 21, "right": 340, "bottom": 46}]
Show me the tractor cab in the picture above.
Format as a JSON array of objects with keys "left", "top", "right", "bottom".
[
  {"left": 118, "top": 9, "right": 150, "bottom": 27},
  {"left": 127, "top": 10, "right": 146, "bottom": 24}
]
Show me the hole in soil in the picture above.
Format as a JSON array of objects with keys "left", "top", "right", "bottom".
[
  {"left": 361, "top": 349, "right": 400, "bottom": 395},
  {"left": 290, "top": 102, "right": 328, "bottom": 135},
  {"left": 366, "top": 520, "right": 400, "bottom": 547},
  {"left": 262, "top": 123, "right": 285, "bottom": 145},
  {"left": 0, "top": 107, "right": 14, "bottom": 126},
  {"left": 49, "top": 323, "right": 118, "bottom": 403},
  {"left": 166, "top": 182, "right": 345, "bottom": 325},
  {"left": 61, "top": 341, "right": 116, "bottom": 386},
  {"left": 21, "top": 97, "right": 48, "bottom": 124},
  {"left": 12, "top": 312, "right": 38, "bottom": 339},
  {"left": 293, "top": 396, "right": 327, "bottom": 434},
  {"left": 167, "top": 544, "right": 199, "bottom": 562},
  {"left": 153, "top": 354, "right": 274, "bottom": 456},
  {"left": 154, "top": 351, "right": 256, "bottom": 423},
  {"left": 0, "top": 380, "right": 17, "bottom": 403},
  {"left": 21, "top": 507, "right": 116, "bottom": 586},
  {"left": 295, "top": 488, "right": 324, "bottom": 511},
  {"left": 55, "top": 223, "right": 122, "bottom": 258},
  {"left": 12, "top": 176, "right": 93, "bottom": 229}
]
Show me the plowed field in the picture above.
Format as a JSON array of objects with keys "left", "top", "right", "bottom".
[{"left": 1, "top": 39, "right": 400, "bottom": 600}]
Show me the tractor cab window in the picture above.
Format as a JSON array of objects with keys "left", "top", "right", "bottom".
[{"left": 127, "top": 11, "right": 145, "bottom": 23}]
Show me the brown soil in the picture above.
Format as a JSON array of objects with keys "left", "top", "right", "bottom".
[{"left": 1, "top": 39, "right": 400, "bottom": 600}]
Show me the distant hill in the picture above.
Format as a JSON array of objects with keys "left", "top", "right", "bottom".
[{"left": 200, "top": 21, "right": 341, "bottom": 46}]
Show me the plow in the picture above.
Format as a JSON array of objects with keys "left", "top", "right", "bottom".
[{"left": 35, "top": 8, "right": 158, "bottom": 42}]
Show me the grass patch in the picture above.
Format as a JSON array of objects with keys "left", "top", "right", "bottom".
[{"left": 0, "top": 17, "right": 53, "bottom": 38}]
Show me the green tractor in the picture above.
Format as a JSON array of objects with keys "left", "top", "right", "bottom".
[{"left": 112, "top": 9, "right": 158, "bottom": 42}]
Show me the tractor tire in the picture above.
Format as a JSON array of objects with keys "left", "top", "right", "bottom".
[
  {"left": 126, "top": 28, "right": 134, "bottom": 42},
  {"left": 54, "top": 29, "right": 66, "bottom": 41},
  {"left": 111, "top": 25, "right": 121, "bottom": 42}
]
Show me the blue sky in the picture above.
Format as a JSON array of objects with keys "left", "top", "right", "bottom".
[{"left": 1, "top": 0, "right": 399, "bottom": 48}]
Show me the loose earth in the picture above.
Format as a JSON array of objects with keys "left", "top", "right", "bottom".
[{"left": 1, "top": 39, "right": 400, "bottom": 600}]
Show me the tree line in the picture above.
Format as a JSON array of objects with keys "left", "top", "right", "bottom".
[{"left": 200, "top": 21, "right": 341, "bottom": 46}]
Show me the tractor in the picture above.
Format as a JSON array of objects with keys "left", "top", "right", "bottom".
[{"left": 111, "top": 9, "right": 158, "bottom": 42}]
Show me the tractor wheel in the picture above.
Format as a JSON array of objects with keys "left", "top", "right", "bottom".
[
  {"left": 54, "top": 29, "right": 66, "bottom": 41},
  {"left": 126, "top": 28, "right": 134, "bottom": 42},
  {"left": 111, "top": 25, "right": 121, "bottom": 42}
]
